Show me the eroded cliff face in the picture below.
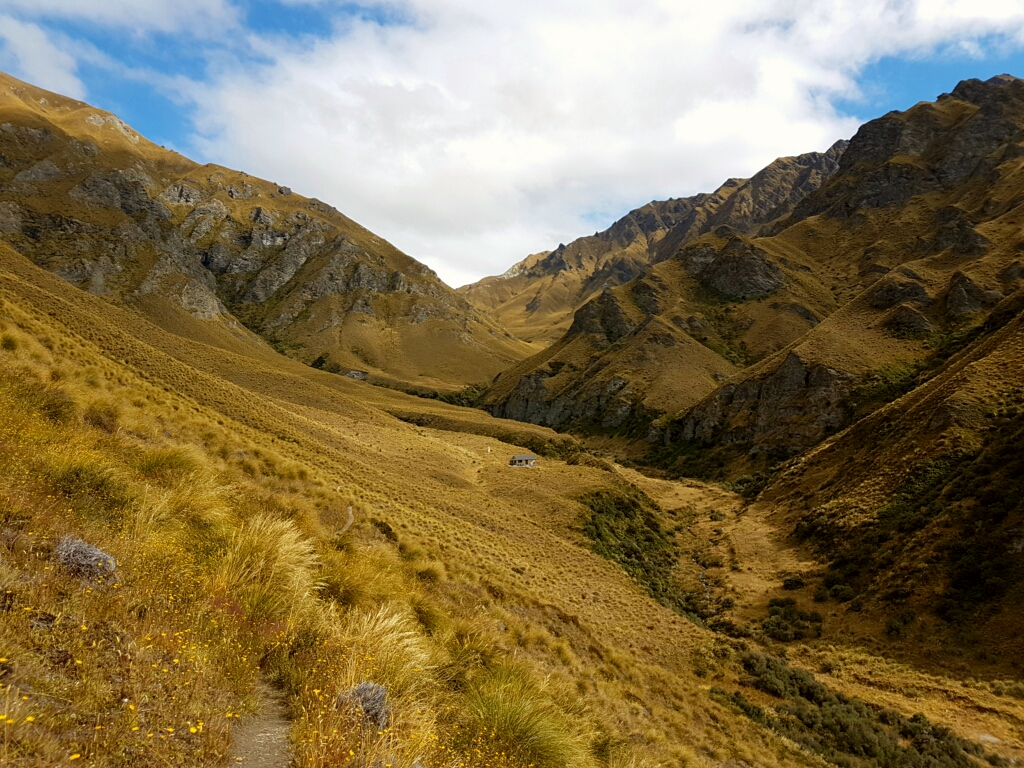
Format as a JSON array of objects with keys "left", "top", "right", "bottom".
[
  {"left": 662, "top": 352, "right": 855, "bottom": 456},
  {"left": 0, "top": 72, "right": 531, "bottom": 386}
]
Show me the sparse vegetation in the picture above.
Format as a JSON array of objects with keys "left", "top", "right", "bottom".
[{"left": 718, "top": 652, "right": 989, "bottom": 768}]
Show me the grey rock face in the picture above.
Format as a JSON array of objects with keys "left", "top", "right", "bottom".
[
  {"left": 160, "top": 181, "right": 207, "bottom": 205},
  {"left": 69, "top": 173, "right": 121, "bottom": 209},
  {"left": 884, "top": 304, "right": 934, "bottom": 338},
  {"left": 679, "top": 237, "right": 784, "bottom": 299},
  {"left": 182, "top": 200, "right": 230, "bottom": 243},
  {"left": 699, "top": 240, "right": 784, "bottom": 298},
  {"left": 0, "top": 201, "right": 21, "bottom": 233},
  {"left": 15, "top": 158, "right": 61, "bottom": 182},
  {"left": 567, "top": 289, "right": 637, "bottom": 342},
  {"left": 946, "top": 272, "right": 1003, "bottom": 317},
  {"left": 666, "top": 352, "right": 855, "bottom": 456},
  {"left": 243, "top": 225, "right": 326, "bottom": 303}
]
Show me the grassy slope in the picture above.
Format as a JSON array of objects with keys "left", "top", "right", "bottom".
[
  {"left": 3, "top": 239, "right": 1023, "bottom": 767},
  {"left": 0, "top": 241, "right": 819, "bottom": 767},
  {"left": 0, "top": 71, "right": 532, "bottom": 390}
]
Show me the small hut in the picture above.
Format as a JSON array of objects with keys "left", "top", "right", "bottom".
[{"left": 509, "top": 454, "right": 537, "bottom": 468}]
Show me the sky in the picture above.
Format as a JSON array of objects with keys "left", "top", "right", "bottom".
[{"left": 2, "top": 2, "right": 1024, "bottom": 287}]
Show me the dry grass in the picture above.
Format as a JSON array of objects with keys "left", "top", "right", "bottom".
[{"left": 1, "top": 235, "right": 1020, "bottom": 768}]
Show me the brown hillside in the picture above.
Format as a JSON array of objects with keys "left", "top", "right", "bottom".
[
  {"left": 653, "top": 74, "right": 1024, "bottom": 473},
  {"left": 0, "top": 71, "right": 532, "bottom": 390}
]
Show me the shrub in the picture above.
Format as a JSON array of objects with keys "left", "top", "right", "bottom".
[
  {"left": 0, "top": 333, "right": 17, "bottom": 351},
  {"left": 760, "top": 599, "right": 822, "bottom": 642},
  {"left": 578, "top": 487, "right": 701, "bottom": 618},
  {"left": 736, "top": 652, "right": 979, "bottom": 768},
  {"left": 464, "top": 662, "right": 589, "bottom": 768}
]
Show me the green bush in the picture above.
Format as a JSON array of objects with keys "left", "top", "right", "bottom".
[
  {"left": 579, "top": 486, "right": 703, "bottom": 619},
  {"left": 734, "top": 652, "right": 980, "bottom": 768}
]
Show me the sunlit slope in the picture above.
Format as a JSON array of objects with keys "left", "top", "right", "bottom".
[
  {"left": 0, "top": 70, "right": 532, "bottom": 389},
  {"left": 483, "top": 226, "right": 841, "bottom": 432},
  {"left": 637, "top": 75, "right": 1024, "bottom": 472},
  {"left": 0, "top": 240, "right": 833, "bottom": 767}
]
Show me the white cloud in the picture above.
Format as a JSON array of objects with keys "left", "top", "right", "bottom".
[
  {"left": 0, "top": 16, "right": 84, "bottom": 99},
  {"left": 5, "top": 1, "right": 1024, "bottom": 286}
]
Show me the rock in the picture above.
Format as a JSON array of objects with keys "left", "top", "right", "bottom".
[
  {"left": 249, "top": 206, "right": 276, "bottom": 226},
  {"left": 866, "top": 277, "right": 933, "bottom": 310},
  {"left": 55, "top": 536, "right": 116, "bottom": 580},
  {"left": 667, "top": 352, "right": 855, "bottom": 455},
  {"left": 337, "top": 682, "right": 390, "bottom": 729},
  {"left": 699, "top": 239, "right": 784, "bottom": 298},
  {"left": 1000, "top": 260, "right": 1024, "bottom": 283},
  {"left": 278, "top": 186, "right": 292, "bottom": 196},
  {"left": 567, "top": 289, "right": 637, "bottom": 342},
  {"left": 346, "top": 370, "right": 369, "bottom": 381},
  {"left": 160, "top": 181, "right": 206, "bottom": 206},
  {"left": 946, "top": 272, "right": 1003, "bottom": 317},
  {"left": 14, "top": 159, "right": 61, "bottom": 182},
  {"left": 679, "top": 238, "right": 784, "bottom": 299},
  {"left": 884, "top": 304, "right": 934, "bottom": 338},
  {"left": 631, "top": 278, "right": 662, "bottom": 315},
  {"left": 0, "top": 201, "right": 21, "bottom": 233},
  {"left": 181, "top": 199, "right": 230, "bottom": 243},
  {"left": 69, "top": 173, "right": 121, "bottom": 209}
]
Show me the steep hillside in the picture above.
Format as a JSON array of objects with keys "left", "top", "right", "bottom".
[
  {"left": 651, "top": 74, "right": 1024, "bottom": 474},
  {"left": 460, "top": 143, "right": 846, "bottom": 344},
  {"left": 488, "top": 74, "right": 1024, "bottom": 474},
  {"left": 721, "top": 287, "right": 1024, "bottom": 664},
  {"left": 482, "top": 227, "right": 841, "bottom": 431},
  {"left": 0, "top": 71, "right": 532, "bottom": 389}
]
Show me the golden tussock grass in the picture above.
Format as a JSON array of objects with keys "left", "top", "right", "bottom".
[{"left": 4, "top": 242, "right": 1021, "bottom": 768}]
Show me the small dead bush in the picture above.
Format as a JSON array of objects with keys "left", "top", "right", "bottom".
[{"left": 55, "top": 536, "right": 116, "bottom": 580}]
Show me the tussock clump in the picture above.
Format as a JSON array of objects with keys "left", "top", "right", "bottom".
[
  {"left": 214, "top": 513, "right": 320, "bottom": 623},
  {"left": 338, "top": 681, "right": 390, "bottom": 729},
  {"left": 55, "top": 536, "right": 116, "bottom": 580},
  {"left": 83, "top": 400, "right": 120, "bottom": 433},
  {"left": 135, "top": 446, "right": 202, "bottom": 482},
  {"left": 464, "top": 662, "right": 590, "bottom": 768}
]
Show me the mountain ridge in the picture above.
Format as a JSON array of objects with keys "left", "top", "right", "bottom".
[{"left": 0, "top": 70, "right": 533, "bottom": 390}]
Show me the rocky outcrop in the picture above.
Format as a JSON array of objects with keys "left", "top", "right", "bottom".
[
  {"left": 945, "top": 271, "right": 1003, "bottom": 318},
  {"left": 664, "top": 352, "right": 855, "bottom": 455},
  {"left": 566, "top": 289, "right": 638, "bottom": 342},
  {"left": 679, "top": 237, "right": 784, "bottom": 299}
]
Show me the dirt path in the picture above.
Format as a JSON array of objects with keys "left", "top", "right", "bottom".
[{"left": 229, "top": 688, "right": 292, "bottom": 768}]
